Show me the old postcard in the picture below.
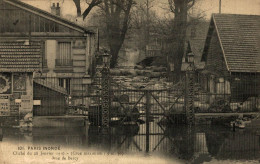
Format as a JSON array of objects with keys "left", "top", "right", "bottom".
[{"left": 0, "top": 0, "right": 259, "bottom": 163}]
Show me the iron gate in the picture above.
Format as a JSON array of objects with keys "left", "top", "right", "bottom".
[
  {"left": 86, "top": 51, "right": 193, "bottom": 153},
  {"left": 88, "top": 76, "right": 187, "bottom": 126},
  {"left": 88, "top": 76, "right": 189, "bottom": 152}
]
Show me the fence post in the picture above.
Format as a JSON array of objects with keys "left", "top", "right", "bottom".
[
  {"left": 185, "top": 53, "right": 195, "bottom": 125},
  {"left": 101, "top": 52, "right": 111, "bottom": 130},
  {"left": 145, "top": 90, "right": 151, "bottom": 152},
  {"left": 185, "top": 71, "right": 195, "bottom": 125}
]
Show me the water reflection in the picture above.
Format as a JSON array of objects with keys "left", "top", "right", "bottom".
[{"left": 0, "top": 125, "right": 259, "bottom": 163}]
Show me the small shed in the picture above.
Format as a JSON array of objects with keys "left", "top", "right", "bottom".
[{"left": 200, "top": 14, "right": 260, "bottom": 111}]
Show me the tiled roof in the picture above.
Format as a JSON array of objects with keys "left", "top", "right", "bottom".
[
  {"left": 0, "top": 41, "right": 42, "bottom": 72},
  {"left": 203, "top": 14, "right": 260, "bottom": 73}
]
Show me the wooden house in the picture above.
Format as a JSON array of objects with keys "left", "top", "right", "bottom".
[
  {"left": 200, "top": 14, "right": 260, "bottom": 111},
  {"left": 0, "top": 0, "right": 97, "bottom": 116}
]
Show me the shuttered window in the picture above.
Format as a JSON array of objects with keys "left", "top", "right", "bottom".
[{"left": 57, "top": 42, "right": 72, "bottom": 66}]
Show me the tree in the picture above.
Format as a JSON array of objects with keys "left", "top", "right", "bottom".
[
  {"left": 73, "top": 0, "right": 134, "bottom": 68},
  {"left": 102, "top": 0, "right": 135, "bottom": 68},
  {"left": 72, "top": 0, "right": 102, "bottom": 19},
  {"left": 130, "top": 0, "right": 156, "bottom": 51},
  {"left": 167, "top": 0, "right": 196, "bottom": 82},
  {"left": 143, "top": 0, "right": 155, "bottom": 49}
]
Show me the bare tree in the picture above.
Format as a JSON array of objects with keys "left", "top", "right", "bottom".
[
  {"left": 167, "top": 0, "right": 196, "bottom": 82},
  {"left": 144, "top": 0, "right": 155, "bottom": 49},
  {"left": 102, "top": 0, "right": 135, "bottom": 68},
  {"left": 130, "top": 0, "right": 156, "bottom": 51}
]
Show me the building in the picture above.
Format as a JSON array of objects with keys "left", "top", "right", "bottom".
[
  {"left": 200, "top": 14, "right": 260, "bottom": 111},
  {"left": 0, "top": 40, "right": 41, "bottom": 122},
  {"left": 0, "top": 0, "right": 97, "bottom": 117}
]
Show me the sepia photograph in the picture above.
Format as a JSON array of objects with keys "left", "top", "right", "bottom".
[{"left": 0, "top": 0, "right": 259, "bottom": 163}]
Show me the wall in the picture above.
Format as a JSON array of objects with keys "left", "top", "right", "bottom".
[
  {"left": 33, "top": 82, "right": 66, "bottom": 116},
  {"left": 230, "top": 73, "right": 260, "bottom": 102},
  {"left": 203, "top": 28, "right": 232, "bottom": 103},
  {"left": 46, "top": 40, "right": 57, "bottom": 72},
  {"left": 41, "top": 36, "right": 95, "bottom": 106},
  {"left": 0, "top": 73, "right": 33, "bottom": 126},
  {"left": 205, "top": 29, "right": 229, "bottom": 76},
  {"left": 205, "top": 28, "right": 259, "bottom": 105}
]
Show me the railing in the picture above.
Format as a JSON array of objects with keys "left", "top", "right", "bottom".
[
  {"left": 34, "top": 78, "right": 68, "bottom": 95},
  {"left": 87, "top": 126, "right": 260, "bottom": 160},
  {"left": 55, "top": 59, "right": 73, "bottom": 66},
  {"left": 195, "top": 72, "right": 260, "bottom": 113}
]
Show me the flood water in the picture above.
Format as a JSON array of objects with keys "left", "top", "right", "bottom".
[{"left": 0, "top": 124, "right": 260, "bottom": 164}]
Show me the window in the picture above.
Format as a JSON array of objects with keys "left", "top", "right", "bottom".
[
  {"left": 58, "top": 78, "right": 70, "bottom": 94},
  {"left": 56, "top": 42, "right": 72, "bottom": 66}
]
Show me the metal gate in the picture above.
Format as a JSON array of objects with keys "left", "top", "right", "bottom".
[
  {"left": 88, "top": 76, "right": 187, "bottom": 124},
  {"left": 87, "top": 51, "right": 191, "bottom": 125},
  {"left": 88, "top": 76, "right": 188, "bottom": 152},
  {"left": 86, "top": 51, "right": 194, "bottom": 153}
]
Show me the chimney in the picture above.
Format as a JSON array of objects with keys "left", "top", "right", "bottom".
[
  {"left": 50, "top": 3, "right": 61, "bottom": 16},
  {"left": 51, "top": 3, "right": 56, "bottom": 15},
  {"left": 56, "top": 3, "right": 60, "bottom": 16}
]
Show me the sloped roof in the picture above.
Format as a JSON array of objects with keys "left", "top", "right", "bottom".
[
  {"left": 3, "top": 0, "right": 94, "bottom": 34},
  {"left": 202, "top": 14, "right": 260, "bottom": 73},
  {"left": 0, "top": 41, "right": 42, "bottom": 72}
]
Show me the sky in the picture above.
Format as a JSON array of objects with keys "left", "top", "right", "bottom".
[
  {"left": 156, "top": 0, "right": 260, "bottom": 19},
  {"left": 21, "top": 0, "right": 260, "bottom": 20}
]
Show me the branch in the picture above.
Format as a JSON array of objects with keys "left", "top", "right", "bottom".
[
  {"left": 82, "top": 0, "right": 102, "bottom": 20},
  {"left": 168, "top": 0, "right": 176, "bottom": 13},
  {"left": 187, "top": 0, "right": 195, "bottom": 10},
  {"left": 110, "top": 0, "right": 135, "bottom": 12},
  {"left": 73, "top": 0, "right": 81, "bottom": 17},
  {"left": 120, "top": 0, "right": 133, "bottom": 43}
]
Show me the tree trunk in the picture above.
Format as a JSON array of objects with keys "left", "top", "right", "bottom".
[
  {"left": 170, "top": 0, "right": 188, "bottom": 82},
  {"left": 110, "top": 45, "right": 120, "bottom": 68},
  {"left": 103, "top": 0, "right": 133, "bottom": 68}
]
